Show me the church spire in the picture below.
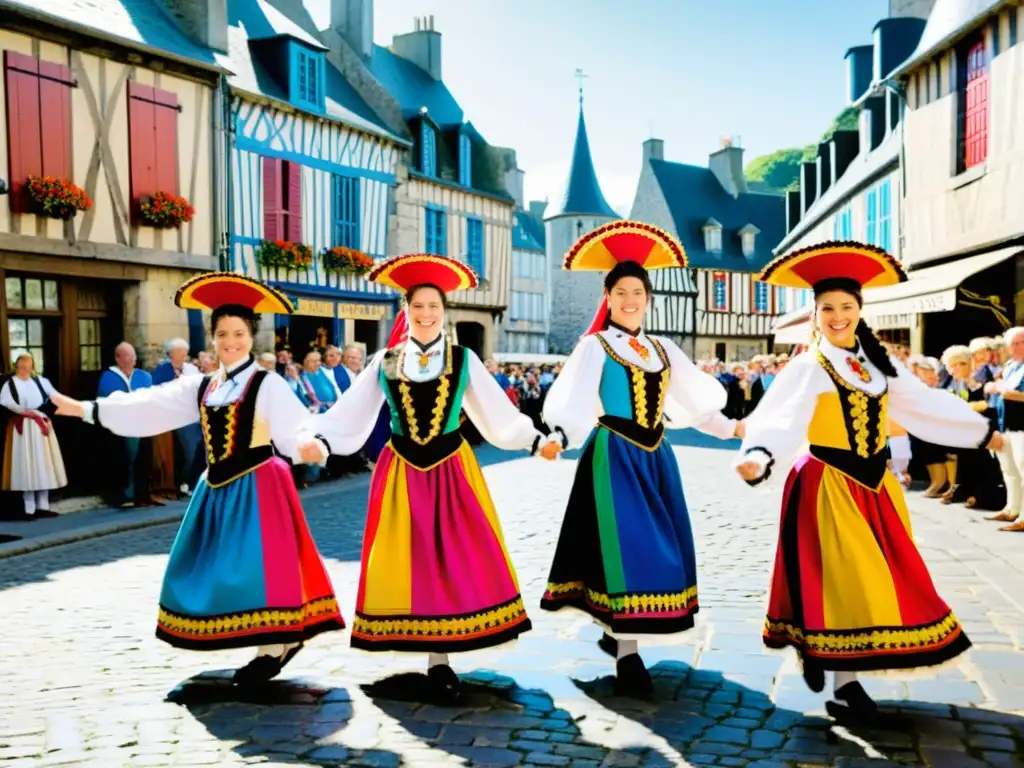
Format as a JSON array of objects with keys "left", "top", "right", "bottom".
[{"left": 551, "top": 76, "right": 618, "bottom": 219}]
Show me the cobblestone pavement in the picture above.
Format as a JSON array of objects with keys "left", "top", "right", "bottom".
[{"left": 4, "top": 435, "right": 1024, "bottom": 767}]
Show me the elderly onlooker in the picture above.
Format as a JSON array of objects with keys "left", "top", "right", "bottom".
[
  {"left": 0, "top": 350, "right": 67, "bottom": 518},
  {"left": 258, "top": 353, "right": 277, "bottom": 372},
  {"left": 907, "top": 357, "right": 949, "bottom": 496},
  {"left": 299, "top": 350, "right": 339, "bottom": 414},
  {"left": 984, "top": 327, "right": 1024, "bottom": 531},
  {"left": 197, "top": 350, "right": 217, "bottom": 374},
  {"left": 151, "top": 338, "right": 202, "bottom": 498},
  {"left": 97, "top": 342, "right": 156, "bottom": 509}
]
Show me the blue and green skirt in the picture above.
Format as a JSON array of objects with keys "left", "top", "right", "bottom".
[{"left": 540, "top": 427, "right": 698, "bottom": 634}]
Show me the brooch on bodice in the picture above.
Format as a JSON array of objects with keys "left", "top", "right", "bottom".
[
  {"left": 418, "top": 350, "right": 440, "bottom": 373},
  {"left": 845, "top": 356, "right": 872, "bottom": 383},
  {"left": 628, "top": 337, "right": 650, "bottom": 362}
]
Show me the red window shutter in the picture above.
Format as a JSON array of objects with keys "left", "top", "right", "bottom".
[
  {"left": 152, "top": 88, "right": 178, "bottom": 194},
  {"left": 4, "top": 52, "right": 42, "bottom": 213},
  {"left": 128, "top": 81, "right": 157, "bottom": 201},
  {"left": 263, "top": 156, "right": 282, "bottom": 240},
  {"left": 39, "top": 77, "right": 72, "bottom": 179},
  {"left": 286, "top": 161, "right": 302, "bottom": 243}
]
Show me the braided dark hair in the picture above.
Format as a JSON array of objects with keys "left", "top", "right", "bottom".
[{"left": 813, "top": 277, "right": 898, "bottom": 378}]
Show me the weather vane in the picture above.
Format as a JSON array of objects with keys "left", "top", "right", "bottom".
[{"left": 574, "top": 68, "right": 587, "bottom": 106}]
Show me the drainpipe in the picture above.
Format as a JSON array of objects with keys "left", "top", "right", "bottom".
[{"left": 215, "top": 75, "right": 234, "bottom": 272}]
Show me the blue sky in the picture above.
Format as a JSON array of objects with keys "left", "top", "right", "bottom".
[{"left": 309, "top": 0, "right": 891, "bottom": 213}]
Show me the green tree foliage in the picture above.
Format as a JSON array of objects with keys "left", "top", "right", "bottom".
[{"left": 745, "top": 107, "right": 860, "bottom": 191}]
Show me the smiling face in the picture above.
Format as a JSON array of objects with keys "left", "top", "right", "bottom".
[
  {"left": 815, "top": 289, "right": 861, "bottom": 348},
  {"left": 14, "top": 354, "right": 33, "bottom": 377},
  {"left": 607, "top": 276, "right": 649, "bottom": 329},
  {"left": 212, "top": 315, "right": 253, "bottom": 367},
  {"left": 406, "top": 286, "right": 445, "bottom": 343}
]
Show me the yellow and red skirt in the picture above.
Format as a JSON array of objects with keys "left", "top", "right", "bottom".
[
  {"left": 352, "top": 439, "right": 531, "bottom": 652},
  {"left": 764, "top": 453, "right": 970, "bottom": 671}
]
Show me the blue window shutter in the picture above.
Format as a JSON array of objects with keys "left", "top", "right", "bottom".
[
  {"left": 438, "top": 211, "right": 447, "bottom": 255},
  {"left": 425, "top": 209, "right": 435, "bottom": 252},
  {"left": 865, "top": 187, "right": 877, "bottom": 246},
  {"left": 333, "top": 175, "right": 360, "bottom": 249},
  {"left": 459, "top": 134, "right": 472, "bottom": 186},
  {"left": 421, "top": 123, "right": 436, "bottom": 176}
]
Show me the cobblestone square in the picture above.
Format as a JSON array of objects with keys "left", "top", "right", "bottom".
[{"left": 3, "top": 437, "right": 1024, "bottom": 766}]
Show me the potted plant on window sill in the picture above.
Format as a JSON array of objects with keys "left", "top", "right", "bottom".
[
  {"left": 323, "top": 246, "right": 374, "bottom": 277},
  {"left": 136, "top": 191, "right": 195, "bottom": 229},
  {"left": 256, "top": 239, "right": 313, "bottom": 280},
  {"left": 25, "top": 175, "right": 92, "bottom": 220}
]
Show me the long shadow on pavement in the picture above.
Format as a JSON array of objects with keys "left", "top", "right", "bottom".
[
  {"left": 572, "top": 661, "right": 1024, "bottom": 766},
  {"left": 170, "top": 674, "right": 405, "bottom": 766}
]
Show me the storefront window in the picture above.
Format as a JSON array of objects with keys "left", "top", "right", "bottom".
[{"left": 8, "top": 318, "right": 45, "bottom": 373}]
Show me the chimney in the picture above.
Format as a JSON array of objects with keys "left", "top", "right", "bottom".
[
  {"left": 392, "top": 16, "right": 442, "bottom": 80},
  {"left": 830, "top": 130, "right": 860, "bottom": 182},
  {"left": 815, "top": 142, "right": 832, "bottom": 196},
  {"left": 330, "top": 0, "right": 373, "bottom": 60},
  {"left": 888, "top": 0, "right": 937, "bottom": 19},
  {"left": 799, "top": 162, "right": 817, "bottom": 215},
  {"left": 161, "top": 0, "right": 228, "bottom": 52},
  {"left": 643, "top": 138, "right": 664, "bottom": 164},
  {"left": 786, "top": 190, "right": 802, "bottom": 234},
  {"left": 528, "top": 200, "right": 548, "bottom": 221},
  {"left": 708, "top": 136, "right": 748, "bottom": 198}
]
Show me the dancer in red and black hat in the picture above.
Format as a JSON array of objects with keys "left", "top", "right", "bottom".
[
  {"left": 296, "top": 253, "right": 560, "bottom": 702},
  {"left": 735, "top": 242, "right": 1003, "bottom": 722},
  {"left": 539, "top": 222, "right": 741, "bottom": 698},
  {"left": 53, "top": 273, "right": 344, "bottom": 685}
]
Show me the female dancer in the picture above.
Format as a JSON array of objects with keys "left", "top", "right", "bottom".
[
  {"left": 53, "top": 273, "right": 344, "bottom": 685},
  {"left": 296, "top": 253, "right": 560, "bottom": 702},
  {"left": 734, "top": 242, "right": 1002, "bottom": 722},
  {"left": 539, "top": 222, "right": 741, "bottom": 698}
]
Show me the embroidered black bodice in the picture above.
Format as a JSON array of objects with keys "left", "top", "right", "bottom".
[
  {"left": 198, "top": 370, "right": 274, "bottom": 487},
  {"left": 594, "top": 334, "right": 670, "bottom": 450}
]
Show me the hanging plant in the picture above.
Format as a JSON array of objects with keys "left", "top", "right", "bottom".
[
  {"left": 137, "top": 191, "right": 195, "bottom": 229},
  {"left": 25, "top": 175, "right": 92, "bottom": 220},
  {"left": 256, "top": 239, "right": 314, "bottom": 270},
  {"left": 323, "top": 246, "right": 374, "bottom": 275}
]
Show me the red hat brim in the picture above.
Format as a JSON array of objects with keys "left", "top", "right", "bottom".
[
  {"left": 368, "top": 254, "right": 478, "bottom": 293},
  {"left": 564, "top": 220, "right": 687, "bottom": 271},
  {"left": 174, "top": 272, "right": 294, "bottom": 314},
  {"left": 758, "top": 241, "right": 906, "bottom": 289}
]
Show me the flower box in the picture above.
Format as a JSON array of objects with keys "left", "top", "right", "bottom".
[
  {"left": 323, "top": 246, "right": 374, "bottom": 275},
  {"left": 137, "top": 191, "right": 195, "bottom": 229},
  {"left": 25, "top": 175, "right": 92, "bottom": 220},
  {"left": 256, "top": 239, "right": 314, "bottom": 271}
]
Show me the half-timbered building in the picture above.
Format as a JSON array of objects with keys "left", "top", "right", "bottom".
[
  {"left": 220, "top": 0, "right": 406, "bottom": 358},
  {"left": 0, "top": 0, "right": 222, "bottom": 493},
  {"left": 321, "top": 4, "right": 515, "bottom": 358},
  {"left": 630, "top": 137, "right": 786, "bottom": 362}
]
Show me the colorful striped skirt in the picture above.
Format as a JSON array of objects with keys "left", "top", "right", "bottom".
[
  {"left": 540, "top": 427, "right": 699, "bottom": 635},
  {"left": 764, "top": 453, "right": 971, "bottom": 671},
  {"left": 352, "top": 440, "right": 531, "bottom": 652},
  {"left": 156, "top": 457, "right": 344, "bottom": 650}
]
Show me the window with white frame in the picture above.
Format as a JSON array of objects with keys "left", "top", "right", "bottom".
[{"left": 703, "top": 220, "right": 723, "bottom": 253}]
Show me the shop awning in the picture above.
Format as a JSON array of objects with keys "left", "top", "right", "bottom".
[
  {"left": 771, "top": 305, "right": 813, "bottom": 344},
  {"left": 861, "top": 246, "right": 1021, "bottom": 321}
]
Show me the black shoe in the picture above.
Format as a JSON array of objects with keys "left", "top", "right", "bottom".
[
  {"left": 802, "top": 655, "right": 825, "bottom": 693},
  {"left": 597, "top": 632, "right": 617, "bottom": 658},
  {"left": 613, "top": 653, "right": 653, "bottom": 699},
  {"left": 830, "top": 680, "right": 877, "bottom": 715},
  {"left": 427, "top": 664, "right": 461, "bottom": 704},
  {"left": 233, "top": 655, "right": 282, "bottom": 687}
]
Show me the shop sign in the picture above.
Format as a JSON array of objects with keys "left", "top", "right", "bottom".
[
  {"left": 337, "top": 303, "right": 387, "bottom": 320},
  {"left": 294, "top": 298, "right": 335, "bottom": 318}
]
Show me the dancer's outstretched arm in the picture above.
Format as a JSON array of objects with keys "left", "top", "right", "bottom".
[
  {"left": 52, "top": 375, "right": 201, "bottom": 437},
  {"left": 657, "top": 337, "right": 739, "bottom": 440},
  {"left": 542, "top": 335, "right": 605, "bottom": 450}
]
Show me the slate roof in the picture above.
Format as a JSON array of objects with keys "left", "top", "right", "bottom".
[
  {"left": 512, "top": 209, "right": 544, "bottom": 252},
  {"left": 550, "top": 106, "right": 618, "bottom": 219},
  {"left": 890, "top": 0, "right": 1008, "bottom": 77},
  {"left": 1, "top": 0, "right": 221, "bottom": 69},
  {"left": 219, "top": 0, "right": 402, "bottom": 143},
  {"left": 367, "top": 44, "right": 465, "bottom": 127},
  {"left": 648, "top": 159, "right": 786, "bottom": 272}
]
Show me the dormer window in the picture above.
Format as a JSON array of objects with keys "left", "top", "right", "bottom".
[
  {"left": 420, "top": 121, "right": 437, "bottom": 177},
  {"left": 703, "top": 218, "right": 722, "bottom": 253},
  {"left": 739, "top": 224, "right": 760, "bottom": 257},
  {"left": 459, "top": 131, "right": 472, "bottom": 187},
  {"left": 291, "top": 45, "right": 325, "bottom": 112}
]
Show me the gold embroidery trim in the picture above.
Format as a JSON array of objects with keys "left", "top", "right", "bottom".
[
  {"left": 353, "top": 597, "right": 528, "bottom": 639},
  {"left": 595, "top": 335, "right": 671, "bottom": 429},
  {"left": 764, "top": 611, "right": 961, "bottom": 654},
  {"left": 396, "top": 343, "right": 455, "bottom": 446},
  {"left": 544, "top": 581, "right": 698, "bottom": 615},
  {"left": 157, "top": 596, "right": 340, "bottom": 637},
  {"left": 848, "top": 390, "right": 870, "bottom": 458}
]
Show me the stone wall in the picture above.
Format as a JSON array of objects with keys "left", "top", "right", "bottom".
[
  {"left": 123, "top": 267, "right": 200, "bottom": 369},
  {"left": 388, "top": 162, "right": 421, "bottom": 256}
]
